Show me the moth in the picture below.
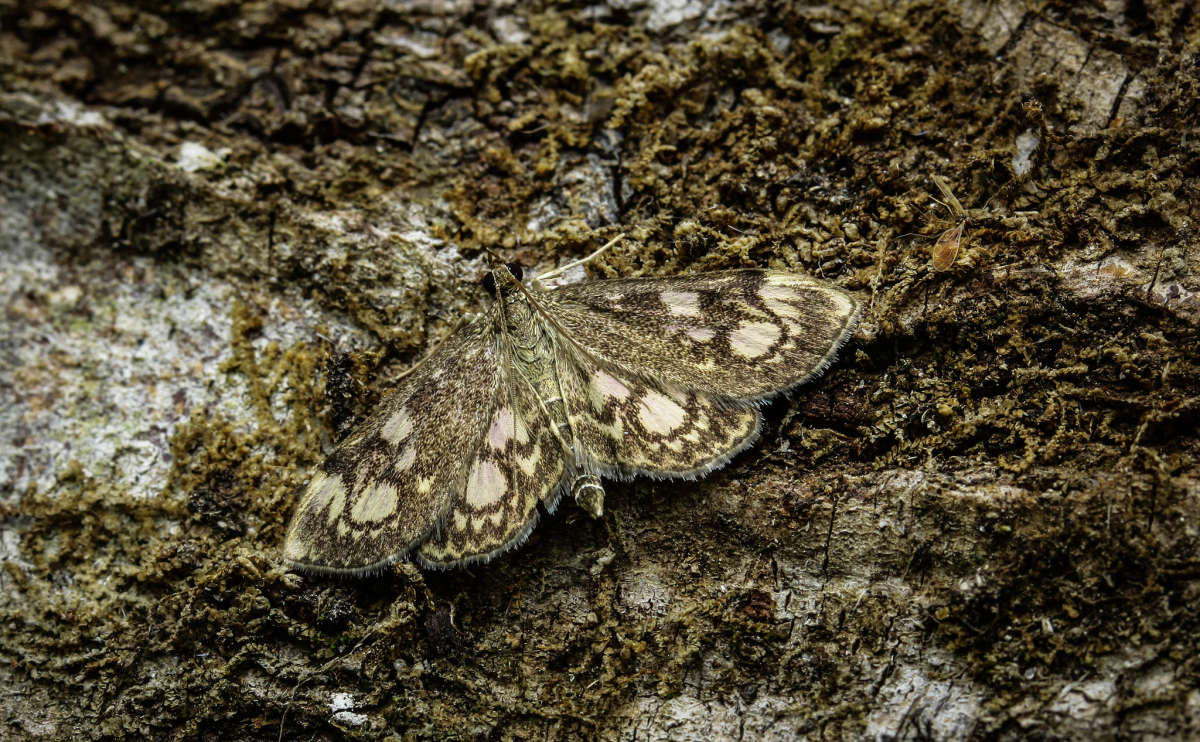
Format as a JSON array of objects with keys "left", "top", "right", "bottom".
[{"left": 283, "top": 238, "right": 860, "bottom": 574}]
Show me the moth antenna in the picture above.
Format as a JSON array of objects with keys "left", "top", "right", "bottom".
[
  {"left": 535, "top": 233, "right": 625, "bottom": 282},
  {"left": 482, "top": 245, "right": 505, "bottom": 268}
]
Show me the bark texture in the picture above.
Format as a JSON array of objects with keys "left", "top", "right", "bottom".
[{"left": 1, "top": 0, "right": 1197, "bottom": 739}]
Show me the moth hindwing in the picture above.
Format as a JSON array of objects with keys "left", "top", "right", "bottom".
[{"left": 283, "top": 263, "right": 860, "bottom": 574}]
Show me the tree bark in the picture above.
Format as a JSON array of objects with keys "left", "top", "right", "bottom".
[{"left": 1, "top": 0, "right": 1197, "bottom": 739}]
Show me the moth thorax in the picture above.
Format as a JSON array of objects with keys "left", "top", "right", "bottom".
[
  {"left": 502, "top": 299, "right": 550, "bottom": 363},
  {"left": 502, "top": 295, "right": 536, "bottom": 329},
  {"left": 572, "top": 473, "right": 605, "bottom": 518}
]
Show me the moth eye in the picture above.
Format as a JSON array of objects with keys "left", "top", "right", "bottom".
[{"left": 506, "top": 263, "right": 524, "bottom": 281}]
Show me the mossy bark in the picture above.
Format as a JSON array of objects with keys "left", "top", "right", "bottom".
[{"left": 1, "top": 1, "right": 1197, "bottom": 739}]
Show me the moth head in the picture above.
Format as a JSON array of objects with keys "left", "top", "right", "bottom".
[{"left": 481, "top": 263, "right": 524, "bottom": 298}]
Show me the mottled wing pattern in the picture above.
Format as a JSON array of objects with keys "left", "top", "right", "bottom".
[
  {"left": 283, "top": 319, "right": 500, "bottom": 574},
  {"left": 556, "top": 346, "right": 762, "bottom": 478},
  {"left": 416, "top": 362, "right": 566, "bottom": 568},
  {"left": 538, "top": 270, "right": 860, "bottom": 401}
]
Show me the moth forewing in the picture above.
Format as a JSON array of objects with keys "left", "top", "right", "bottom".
[
  {"left": 415, "top": 358, "right": 565, "bottom": 568},
  {"left": 283, "top": 260, "right": 859, "bottom": 574},
  {"left": 281, "top": 318, "right": 503, "bottom": 575},
  {"left": 415, "top": 266, "right": 576, "bottom": 569}
]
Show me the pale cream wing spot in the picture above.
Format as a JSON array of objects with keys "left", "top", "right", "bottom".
[
  {"left": 325, "top": 480, "right": 347, "bottom": 526},
  {"left": 638, "top": 389, "right": 688, "bottom": 435},
  {"left": 379, "top": 407, "right": 414, "bottom": 445},
  {"left": 686, "top": 327, "right": 716, "bottom": 343},
  {"left": 760, "top": 284, "right": 805, "bottom": 320},
  {"left": 730, "top": 321, "right": 782, "bottom": 359},
  {"left": 759, "top": 284, "right": 795, "bottom": 301},
  {"left": 394, "top": 446, "right": 416, "bottom": 471},
  {"left": 825, "top": 289, "right": 858, "bottom": 317},
  {"left": 661, "top": 290, "right": 701, "bottom": 317},
  {"left": 489, "top": 407, "right": 515, "bottom": 449},
  {"left": 350, "top": 481, "right": 400, "bottom": 523},
  {"left": 593, "top": 369, "right": 632, "bottom": 401},
  {"left": 300, "top": 471, "right": 333, "bottom": 510},
  {"left": 763, "top": 300, "right": 800, "bottom": 320},
  {"left": 465, "top": 459, "right": 506, "bottom": 508}
]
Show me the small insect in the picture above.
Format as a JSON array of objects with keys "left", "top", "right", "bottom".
[
  {"left": 929, "top": 174, "right": 969, "bottom": 271},
  {"left": 283, "top": 237, "right": 860, "bottom": 574}
]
